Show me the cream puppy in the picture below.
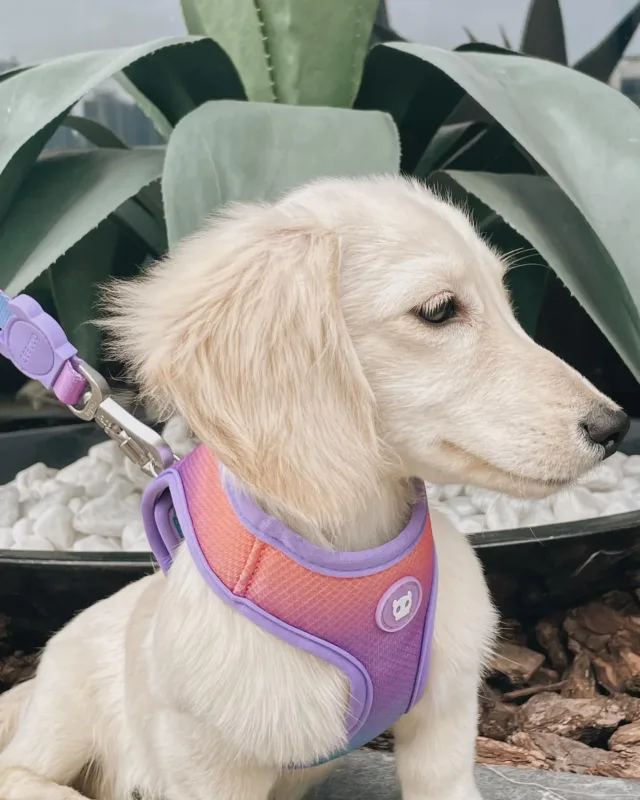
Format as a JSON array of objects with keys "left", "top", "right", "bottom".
[{"left": 0, "top": 176, "right": 627, "bottom": 800}]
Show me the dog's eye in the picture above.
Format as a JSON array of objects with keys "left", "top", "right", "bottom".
[{"left": 413, "top": 297, "right": 458, "bottom": 325}]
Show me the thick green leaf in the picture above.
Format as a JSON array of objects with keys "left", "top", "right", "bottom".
[
  {"left": 113, "top": 198, "right": 167, "bottom": 256},
  {"left": 455, "top": 42, "right": 517, "bottom": 56},
  {"left": 430, "top": 178, "right": 550, "bottom": 336},
  {"left": 376, "top": 43, "right": 640, "bottom": 379},
  {"left": 520, "top": 0, "right": 567, "bottom": 64},
  {"left": 50, "top": 218, "right": 151, "bottom": 362},
  {"left": 0, "top": 66, "right": 27, "bottom": 82},
  {"left": 376, "top": 0, "right": 390, "bottom": 27},
  {"left": 414, "top": 121, "right": 484, "bottom": 177},
  {"left": 0, "top": 148, "right": 164, "bottom": 295},
  {"left": 0, "top": 115, "right": 67, "bottom": 223},
  {"left": 499, "top": 26, "right": 513, "bottom": 51},
  {"left": 49, "top": 221, "right": 119, "bottom": 362},
  {"left": 424, "top": 43, "right": 518, "bottom": 128},
  {"left": 435, "top": 170, "right": 640, "bottom": 370},
  {"left": 371, "top": 0, "right": 404, "bottom": 44},
  {"left": 0, "top": 37, "right": 240, "bottom": 220},
  {"left": 180, "top": 0, "right": 275, "bottom": 102},
  {"left": 62, "top": 115, "right": 127, "bottom": 148},
  {"left": 61, "top": 116, "right": 165, "bottom": 223},
  {"left": 162, "top": 100, "right": 400, "bottom": 247},
  {"left": 122, "top": 38, "right": 245, "bottom": 127},
  {"left": 181, "top": 0, "right": 377, "bottom": 107},
  {"left": 574, "top": 2, "right": 640, "bottom": 82},
  {"left": 356, "top": 47, "right": 465, "bottom": 171},
  {"left": 441, "top": 125, "right": 537, "bottom": 175},
  {"left": 442, "top": 125, "right": 514, "bottom": 172},
  {"left": 370, "top": 23, "right": 406, "bottom": 46},
  {"left": 486, "top": 220, "right": 551, "bottom": 337},
  {"left": 462, "top": 27, "right": 478, "bottom": 44},
  {"left": 115, "top": 74, "right": 173, "bottom": 139},
  {"left": 259, "top": 0, "right": 379, "bottom": 106}
]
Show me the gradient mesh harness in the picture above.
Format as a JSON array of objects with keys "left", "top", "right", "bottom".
[{"left": 141, "top": 444, "right": 438, "bottom": 766}]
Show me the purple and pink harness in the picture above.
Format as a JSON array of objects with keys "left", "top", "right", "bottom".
[{"left": 0, "top": 290, "right": 438, "bottom": 765}]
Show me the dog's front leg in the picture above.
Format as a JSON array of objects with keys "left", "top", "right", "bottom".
[
  {"left": 392, "top": 669, "right": 482, "bottom": 800},
  {"left": 392, "top": 512, "right": 496, "bottom": 800},
  {"left": 152, "top": 709, "right": 278, "bottom": 800}
]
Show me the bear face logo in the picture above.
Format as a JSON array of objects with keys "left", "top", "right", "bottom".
[
  {"left": 392, "top": 590, "right": 413, "bottom": 621},
  {"left": 376, "top": 578, "right": 423, "bottom": 632}
]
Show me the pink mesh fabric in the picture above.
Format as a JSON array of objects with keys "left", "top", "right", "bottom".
[{"left": 174, "top": 446, "right": 435, "bottom": 752}]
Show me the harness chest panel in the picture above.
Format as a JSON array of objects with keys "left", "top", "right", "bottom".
[{"left": 142, "top": 445, "right": 437, "bottom": 762}]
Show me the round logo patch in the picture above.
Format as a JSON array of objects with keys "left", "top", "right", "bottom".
[{"left": 375, "top": 577, "right": 423, "bottom": 632}]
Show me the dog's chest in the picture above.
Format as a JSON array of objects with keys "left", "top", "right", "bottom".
[{"left": 141, "top": 445, "right": 437, "bottom": 766}]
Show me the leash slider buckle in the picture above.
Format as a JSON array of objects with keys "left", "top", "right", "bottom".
[{"left": 69, "top": 363, "right": 175, "bottom": 478}]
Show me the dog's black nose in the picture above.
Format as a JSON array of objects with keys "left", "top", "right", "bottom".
[{"left": 582, "top": 407, "right": 630, "bottom": 459}]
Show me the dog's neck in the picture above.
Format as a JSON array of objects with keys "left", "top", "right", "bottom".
[{"left": 222, "top": 466, "right": 416, "bottom": 552}]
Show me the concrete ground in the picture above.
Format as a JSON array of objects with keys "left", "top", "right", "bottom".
[{"left": 310, "top": 751, "right": 640, "bottom": 799}]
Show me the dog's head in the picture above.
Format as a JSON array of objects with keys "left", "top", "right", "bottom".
[{"left": 105, "top": 176, "right": 627, "bottom": 526}]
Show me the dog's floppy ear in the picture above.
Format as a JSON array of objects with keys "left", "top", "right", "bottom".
[{"left": 105, "top": 203, "right": 381, "bottom": 528}]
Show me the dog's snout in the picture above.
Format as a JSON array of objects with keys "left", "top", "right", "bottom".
[{"left": 582, "top": 407, "right": 630, "bottom": 459}]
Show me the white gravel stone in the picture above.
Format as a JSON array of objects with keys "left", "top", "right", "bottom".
[
  {"left": 601, "top": 499, "right": 638, "bottom": 516},
  {"left": 520, "top": 502, "right": 556, "bottom": 528},
  {"left": 580, "top": 463, "right": 620, "bottom": 492},
  {"left": 26, "top": 485, "right": 83, "bottom": 520},
  {"left": 162, "top": 415, "right": 197, "bottom": 458},
  {"left": 72, "top": 535, "right": 122, "bottom": 552},
  {"left": 104, "top": 475, "right": 139, "bottom": 501},
  {"left": 33, "top": 505, "right": 76, "bottom": 551},
  {"left": 12, "top": 518, "right": 34, "bottom": 547},
  {"left": 466, "top": 487, "right": 503, "bottom": 514},
  {"left": 14, "top": 463, "right": 56, "bottom": 499},
  {"left": 67, "top": 496, "right": 85, "bottom": 514},
  {"left": 440, "top": 484, "right": 464, "bottom": 501},
  {"left": 552, "top": 487, "right": 603, "bottom": 523},
  {"left": 457, "top": 517, "right": 484, "bottom": 534},
  {"left": 0, "top": 485, "right": 20, "bottom": 526},
  {"left": 73, "top": 494, "right": 140, "bottom": 537},
  {"left": 484, "top": 496, "right": 522, "bottom": 532},
  {"left": 620, "top": 476, "right": 640, "bottom": 494},
  {"left": 55, "top": 456, "right": 93, "bottom": 486},
  {"left": 446, "top": 496, "right": 477, "bottom": 519},
  {"left": 13, "top": 534, "right": 54, "bottom": 551},
  {"left": 88, "top": 440, "right": 122, "bottom": 465},
  {"left": 0, "top": 527, "right": 13, "bottom": 548},
  {"left": 607, "top": 451, "right": 628, "bottom": 475},
  {"left": 122, "top": 520, "right": 146, "bottom": 551},
  {"left": 623, "top": 454, "right": 640, "bottom": 477},
  {"left": 123, "top": 459, "right": 153, "bottom": 492}
]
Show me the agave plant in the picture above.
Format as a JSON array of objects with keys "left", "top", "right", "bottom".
[{"left": 1, "top": 0, "right": 640, "bottom": 414}]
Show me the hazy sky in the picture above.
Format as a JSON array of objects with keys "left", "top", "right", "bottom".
[{"left": 0, "top": 0, "right": 639, "bottom": 64}]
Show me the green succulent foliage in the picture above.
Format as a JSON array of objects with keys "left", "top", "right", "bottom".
[
  {"left": 180, "top": 0, "right": 379, "bottom": 107},
  {"left": 465, "top": 0, "right": 640, "bottom": 82},
  {"left": 429, "top": 0, "right": 640, "bottom": 379},
  {"left": 0, "top": 0, "right": 640, "bottom": 394}
]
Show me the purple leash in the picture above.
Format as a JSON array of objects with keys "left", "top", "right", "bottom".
[{"left": 0, "top": 289, "right": 174, "bottom": 478}]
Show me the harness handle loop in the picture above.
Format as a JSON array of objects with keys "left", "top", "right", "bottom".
[{"left": 0, "top": 290, "right": 175, "bottom": 478}]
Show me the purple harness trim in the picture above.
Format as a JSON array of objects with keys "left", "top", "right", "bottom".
[{"left": 223, "top": 469, "right": 430, "bottom": 576}]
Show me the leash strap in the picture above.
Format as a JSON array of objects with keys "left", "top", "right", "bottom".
[
  {"left": 0, "top": 289, "right": 87, "bottom": 405},
  {"left": 0, "top": 289, "right": 175, "bottom": 478}
]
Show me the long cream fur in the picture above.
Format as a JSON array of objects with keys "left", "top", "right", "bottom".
[{"left": 0, "top": 176, "right": 621, "bottom": 800}]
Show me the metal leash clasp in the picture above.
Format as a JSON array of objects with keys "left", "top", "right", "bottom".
[{"left": 68, "top": 363, "right": 175, "bottom": 478}]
